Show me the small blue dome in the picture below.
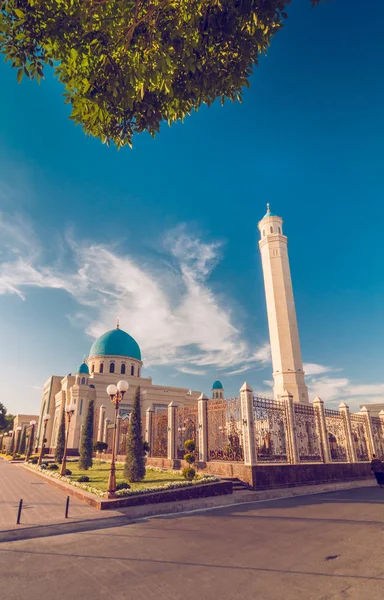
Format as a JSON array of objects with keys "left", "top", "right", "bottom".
[
  {"left": 212, "top": 380, "right": 223, "bottom": 390},
  {"left": 89, "top": 327, "right": 141, "bottom": 360},
  {"left": 262, "top": 203, "right": 279, "bottom": 219},
  {"left": 77, "top": 362, "right": 89, "bottom": 374}
]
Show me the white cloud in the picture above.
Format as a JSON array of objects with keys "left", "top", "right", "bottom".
[
  {"left": 0, "top": 214, "right": 269, "bottom": 372},
  {"left": 304, "top": 363, "right": 333, "bottom": 376},
  {"left": 177, "top": 366, "right": 208, "bottom": 376}
]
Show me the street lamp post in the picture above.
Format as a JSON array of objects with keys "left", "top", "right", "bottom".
[
  {"left": 37, "top": 414, "right": 51, "bottom": 466},
  {"left": 3, "top": 432, "right": 8, "bottom": 453},
  {"left": 106, "top": 380, "right": 129, "bottom": 498},
  {"left": 60, "top": 404, "right": 76, "bottom": 476},
  {"left": 13, "top": 426, "right": 22, "bottom": 460},
  {"left": 25, "top": 420, "right": 37, "bottom": 462}
]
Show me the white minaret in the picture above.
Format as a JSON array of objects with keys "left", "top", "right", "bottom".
[{"left": 258, "top": 204, "right": 309, "bottom": 403}]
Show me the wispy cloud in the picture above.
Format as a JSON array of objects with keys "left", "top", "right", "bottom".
[{"left": 0, "top": 213, "right": 269, "bottom": 372}]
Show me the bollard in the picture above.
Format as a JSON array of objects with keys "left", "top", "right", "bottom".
[
  {"left": 16, "top": 499, "right": 23, "bottom": 525},
  {"left": 65, "top": 496, "right": 70, "bottom": 519}
]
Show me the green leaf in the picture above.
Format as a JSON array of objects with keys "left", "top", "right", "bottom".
[
  {"left": 17, "top": 68, "right": 23, "bottom": 83},
  {"left": 14, "top": 9, "right": 25, "bottom": 18}
]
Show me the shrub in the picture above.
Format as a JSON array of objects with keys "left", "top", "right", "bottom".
[
  {"left": 184, "top": 439, "right": 196, "bottom": 453},
  {"left": 184, "top": 453, "right": 195, "bottom": 465},
  {"left": 55, "top": 409, "right": 65, "bottom": 464},
  {"left": 143, "top": 440, "right": 150, "bottom": 454},
  {"left": 116, "top": 482, "right": 131, "bottom": 490},
  {"left": 182, "top": 467, "right": 196, "bottom": 481},
  {"left": 65, "top": 469, "right": 72, "bottom": 476},
  {"left": 49, "top": 463, "right": 59, "bottom": 470},
  {"left": 40, "top": 464, "right": 47, "bottom": 470},
  {"left": 31, "top": 457, "right": 38, "bottom": 464},
  {"left": 77, "top": 475, "right": 90, "bottom": 482}
]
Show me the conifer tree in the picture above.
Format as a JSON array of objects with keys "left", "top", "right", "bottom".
[
  {"left": 19, "top": 427, "right": 27, "bottom": 455},
  {"left": 9, "top": 432, "right": 14, "bottom": 455},
  {"left": 79, "top": 400, "right": 94, "bottom": 470},
  {"left": 55, "top": 409, "right": 65, "bottom": 464},
  {"left": 124, "top": 387, "right": 145, "bottom": 482}
]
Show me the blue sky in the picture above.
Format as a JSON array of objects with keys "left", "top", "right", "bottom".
[{"left": 1, "top": 0, "right": 384, "bottom": 416}]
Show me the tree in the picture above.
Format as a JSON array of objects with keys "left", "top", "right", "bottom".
[
  {"left": 19, "top": 427, "right": 27, "bottom": 455},
  {"left": 8, "top": 432, "right": 14, "bottom": 455},
  {"left": 0, "top": 0, "right": 321, "bottom": 149},
  {"left": 79, "top": 399, "right": 94, "bottom": 470},
  {"left": 55, "top": 409, "right": 65, "bottom": 464},
  {"left": 0, "top": 402, "right": 6, "bottom": 430},
  {"left": 124, "top": 386, "right": 145, "bottom": 482}
]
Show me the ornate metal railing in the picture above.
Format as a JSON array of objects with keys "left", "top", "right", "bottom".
[
  {"left": 207, "top": 397, "right": 243, "bottom": 461},
  {"left": 350, "top": 413, "right": 369, "bottom": 461},
  {"left": 175, "top": 404, "right": 199, "bottom": 459},
  {"left": 371, "top": 416, "right": 384, "bottom": 458},
  {"left": 151, "top": 409, "right": 168, "bottom": 458},
  {"left": 252, "top": 396, "right": 289, "bottom": 463},
  {"left": 294, "top": 403, "right": 323, "bottom": 462},
  {"left": 118, "top": 419, "right": 129, "bottom": 455},
  {"left": 324, "top": 408, "right": 349, "bottom": 462}
]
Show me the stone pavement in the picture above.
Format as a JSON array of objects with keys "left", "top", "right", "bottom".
[
  {"left": 1, "top": 462, "right": 384, "bottom": 600},
  {"left": 0, "top": 459, "right": 122, "bottom": 531}
]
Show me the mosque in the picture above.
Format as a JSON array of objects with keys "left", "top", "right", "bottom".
[
  {"left": 37, "top": 322, "right": 225, "bottom": 454},
  {"left": 35, "top": 203, "right": 310, "bottom": 453}
]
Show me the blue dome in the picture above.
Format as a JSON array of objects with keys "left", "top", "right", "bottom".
[
  {"left": 212, "top": 380, "right": 223, "bottom": 390},
  {"left": 77, "top": 362, "right": 89, "bottom": 374},
  {"left": 89, "top": 327, "right": 141, "bottom": 360}
]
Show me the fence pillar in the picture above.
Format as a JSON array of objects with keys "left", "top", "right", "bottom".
[
  {"left": 379, "top": 411, "right": 384, "bottom": 442},
  {"left": 198, "top": 394, "right": 209, "bottom": 462},
  {"left": 313, "top": 396, "right": 331, "bottom": 463},
  {"left": 146, "top": 407, "right": 154, "bottom": 455},
  {"left": 167, "top": 402, "right": 177, "bottom": 460},
  {"left": 360, "top": 405, "right": 376, "bottom": 458},
  {"left": 240, "top": 382, "right": 256, "bottom": 466},
  {"left": 280, "top": 390, "right": 299, "bottom": 464},
  {"left": 97, "top": 405, "right": 105, "bottom": 442},
  {"left": 115, "top": 416, "right": 121, "bottom": 457},
  {"left": 103, "top": 418, "right": 110, "bottom": 444},
  {"left": 339, "top": 402, "right": 356, "bottom": 463}
]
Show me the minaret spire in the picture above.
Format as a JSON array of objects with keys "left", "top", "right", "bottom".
[
  {"left": 258, "top": 207, "right": 309, "bottom": 403},
  {"left": 116, "top": 317, "right": 120, "bottom": 329}
]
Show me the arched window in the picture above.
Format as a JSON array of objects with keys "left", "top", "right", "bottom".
[
  {"left": 131, "top": 365, "right": 135, "bottom": 376},
  {"left": 270, "top": 226, "right": 273, "bottom": 233},
  {"left": 81, "top": 377, "right": 85, "bottom": 385},
  {"left": 278, "top": 227, "right": 281, "bottom": 234},
  {"left": 109, "top": 362, "right": 115, "bottom": 374},
  {"left": 79, "top": 399, "right": 83, "bottom": 416},
  {"left": 220, "top": 392, "right": 223, "bottom": 398},
  {"left": 121, "top": 363, "right": 126, "bottom": 375},
  {"left": 100, "top": 363, "right": 104, "bottom": 374},
  {"left": 137, "top": 367, "right": 141, "bottom": 378},
  {"left": 91, "top": 364, "right": 95, "bottom": 373}
]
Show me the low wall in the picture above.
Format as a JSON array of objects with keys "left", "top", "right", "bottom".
[{"left": 145, "top": 457, "right": 372, "bottom": 490}]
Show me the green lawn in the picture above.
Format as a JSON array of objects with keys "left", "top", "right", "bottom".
[{"left": 66, "top": 461, "right": 185, "bottom": 492}]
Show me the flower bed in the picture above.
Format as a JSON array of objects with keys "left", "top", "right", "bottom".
[{"left": 27, "top": 463, "right": 219, "bottom": 498}]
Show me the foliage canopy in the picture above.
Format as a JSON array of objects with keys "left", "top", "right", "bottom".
[{"left": 0, "top": 0, "right": 322, "bottom": 148}]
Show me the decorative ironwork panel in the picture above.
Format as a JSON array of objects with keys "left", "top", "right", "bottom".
[
  {"left": 141, "top": 416, "right": 147, "bottom": 441},
  {"left": 118, "top": 419, "right": 129, "bottom": 455},
  {"left": 106, "top": 424, "right": 114, "bottom": 451},
  {"left": 207, "top": 398, "right": 243, "bottom": 461},
  {"left": 151, "top": 409, "right": 168, "bottom": 458},
  {"left": 325, "top": 408, "right": 349, "bottom": 462},
  {"left": 175, "top": 404, "right": 199, "bottom": 459},
  {"left": 294, "top": 403, "right": 323, "bottom": 462},
  {"left": 371, "top": 417, "right": 384, "bottom": 458},
  {"left": 350, "top": 414, "right": 369, "bottom": 461},
  {"left": 252, "top": 396, "right": 288, "bottom": 463}
]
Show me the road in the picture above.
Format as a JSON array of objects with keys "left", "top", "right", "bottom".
[{"left": 1, "top": 460, "right": 384, "bottom": 600}]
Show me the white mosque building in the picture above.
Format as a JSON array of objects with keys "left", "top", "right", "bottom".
[{"left": 36, "top": 204, "right": 309, "bottom": 453}]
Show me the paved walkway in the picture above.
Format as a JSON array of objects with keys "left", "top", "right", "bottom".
[
  {"left": 0, "top": 459, "right": 120, "bottom": 531},
  {"left": 0, "top": 462, "right": 384, "bottom": 599}
]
